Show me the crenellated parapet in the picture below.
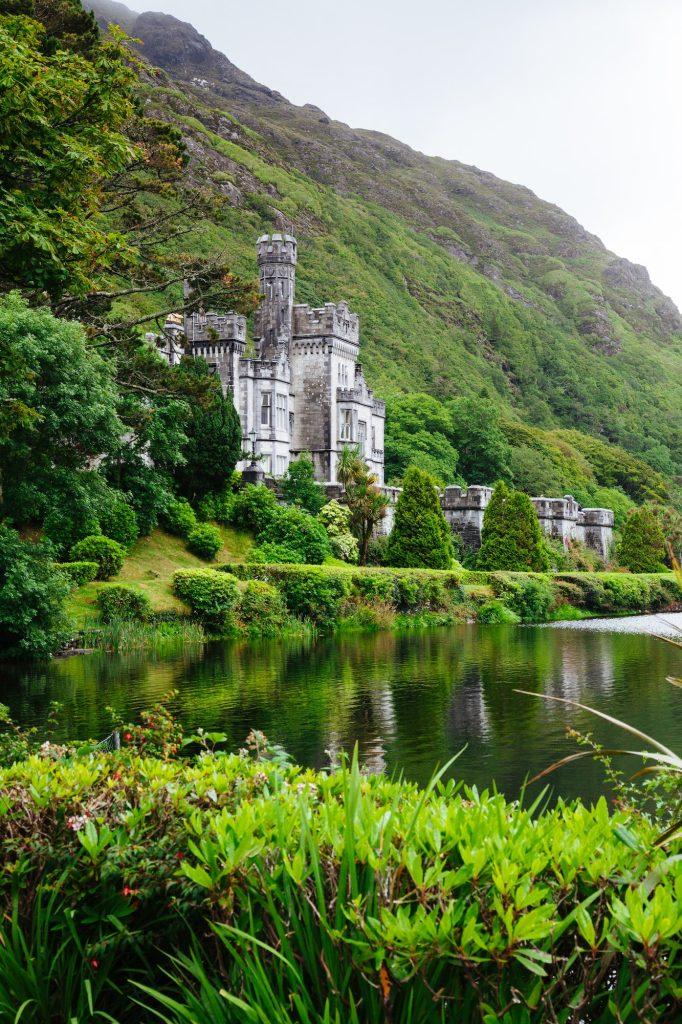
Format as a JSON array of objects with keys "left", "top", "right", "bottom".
[
  {"left": 256, "top": 232, "right": 297, "bottom": 266},
  {"left": 185, "top": 311, "right": 247, "bottom": 346},
  {"left": 292, "top": 301, "right": 360, "bottom": 346}
]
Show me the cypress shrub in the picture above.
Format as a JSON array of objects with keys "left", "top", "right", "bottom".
[
  {"left": 477, "top": 482, "right": 550, "bottom": 572},
  {"left": 618, "top": 507, "right": 667, "bottom": 572},
  {"left": 387, "top": 466, "right": 454, "bottom": 569}
]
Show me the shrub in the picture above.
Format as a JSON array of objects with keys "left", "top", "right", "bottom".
[
  {"left": 493, "top": 573, "right": 555, "bottom": 623},
  {"left": 69, "top": 535, "right": 125, "bottom": 581},
  {"left": 478, "top": 599, "right": 521, "bottom": 625},
  {"left": 98, "top": 492, "right": 139, "bottom": 548},
  {"left": 260, "top": 507, "right": 332, "bottom": 564},
  {"left": 55, "top": 561, "right": 98, "bottom": 587},
  {"left": 0, "top": 525, "right": 70, "bottom": 658},
  {"left": 230, "top": 484, "right": 279, "bottom": 534},
  {"left": 237, "top": 581, "right": 287, "bottom": 636},
  {"left": 352, "top": 573, "right": 395, "bottom": 604},
  {"left": 387, "top": 466, "right": 454, "bottom": 569},
  {"left": 186, "top": 524, "right": 222, "bottom": 562},
  {"left": 0, "top": 749, "right": 678, "bottom": 1022},
  {"left": 477, "top": 482, "right": 550, "bottom": 572},
  {"left": 238, "top": 565, "right": 351, "bottom": 625},
  {"left": 196, "top": 490, "right": 235, "bottom": 524},
  {"left": 618, "top": 506, "right": 666, "bottom": 573},
  {"left": 161, "top": 497, "right": 197, "bottom": 538},
  {"left": 280, "top": 453, "right": 326, "bottom": 513},
  {"left": 318, "top": 501, "right": 359, "bottom": 563},
  {"left": 247, "top": 542, "right": 304, "bottom": 564},
  {"left": 96, "top": 585, "right": 151, "bottom": 623},
  {"left": 172, "top": 569, "right": 239, "bottom": 631}
]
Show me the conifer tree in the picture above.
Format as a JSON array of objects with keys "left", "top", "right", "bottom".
[
  {"left": 477, "top": 482, "right": 549, "bottom": 571},
  {"left": 618, "top": 506, "right": 666, "bottom": 572},
  {"left": 387, "top": 465, "right": 454, "bottom": 569}
]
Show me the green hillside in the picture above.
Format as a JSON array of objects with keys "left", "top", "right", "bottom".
[{"left": 91, "top": 2, "right": 681, "bottom": 501}]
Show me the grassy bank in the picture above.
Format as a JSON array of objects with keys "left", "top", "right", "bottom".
[
  {"left": 63, "top": 529, "right": 682, "bottom": 652},
  {"left": 0, "top": 734, "right": 679, "bottom": 1022}
]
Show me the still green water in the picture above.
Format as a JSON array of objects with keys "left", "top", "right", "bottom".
[{"left": 3, "top": 622, "right": 681, "bottom": 802}]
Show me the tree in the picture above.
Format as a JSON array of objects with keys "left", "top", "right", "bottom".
[
  {"left": 448, "top": 397, "right": 512, "bottom": 485},
  {"left": 172, "top": 359, "right": 242, "bottom": 501},
  {"left": 281, "top": 453, "right": 325, "bottom": 514},
  {"left": 509, "top": 444, "right": 562, "bottom": 496},
  {"left": 1, "top": 4, "right": 259, "bottom": 370},
  {"left": 477, "top": 482, "right": 550, "bottom": 571},
  {"left": 618, "top": 506, "right": 666, "bottom": 573},
  {"left": 0, "top": 524, "right": 70, "bottom": 658},
  {"left": 0, "top": 294, "right": 121, "bottom": 519},
  {"left": 384, "top": 393, "right": 459, "bottom": 485},
  {"left": 386, "top": 466, "right": 454, "bottom": 569},
  {"left": 338, "top": 447, "right": 389, "bottom": 565}
]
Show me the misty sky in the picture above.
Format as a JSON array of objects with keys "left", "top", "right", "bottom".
[{"left": 135, "top": 0, "right": 681, "bottom": 307}]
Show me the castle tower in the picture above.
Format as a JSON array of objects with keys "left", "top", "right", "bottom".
[{"left": 254, "top": 233, "right": 297, "bottom": 359}]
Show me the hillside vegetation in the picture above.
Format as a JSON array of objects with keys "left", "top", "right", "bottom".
[{"left": 91, "top": 1, "right": 682, "bottom": 501}]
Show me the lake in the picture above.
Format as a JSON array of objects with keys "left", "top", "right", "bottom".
[{"left": 3, "top": 614, "right": 681, "bottom": 803}]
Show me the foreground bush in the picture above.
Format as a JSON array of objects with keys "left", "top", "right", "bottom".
[
  {"left": 0, "top": 745, "right": 679, "bottom": 1022},
  {"left": 96, "top": 584, "right": 151, "bottom": 623},
  {"left": 69, "top": 535, "right": 125, "bottom": 580},
  {"left": 173, "top": 569, "right": 239, "bottom": 631}
]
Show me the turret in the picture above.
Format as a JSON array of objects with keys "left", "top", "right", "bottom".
[{"left": 254, "top": 233, "right": 297, "bottom": 358}]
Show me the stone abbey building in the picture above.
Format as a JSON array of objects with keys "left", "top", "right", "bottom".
[
  {"left": 158, "top": 233, "right": 385, "bottom": 486},
  {"left": 155, "top": 232, "right": 613, "bottom": 557}
]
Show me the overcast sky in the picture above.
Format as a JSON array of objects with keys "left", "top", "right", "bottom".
[{"left": 138, "top": 0, "right": 681, "bottom": 307}]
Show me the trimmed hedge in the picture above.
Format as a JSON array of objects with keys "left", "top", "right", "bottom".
[
  {"left": 69, "top": 535, "right": 125, "bottom": 580},
  {"left": 96, "top": 584, "right": 152, "bottom": 622},
  {"left": 237, "top": 580, "right": 287, "bottom": 636},
  {"left": 226, "top": 564, "right": 464, "bottom": 622},
  {"left": 462, "top": 570, "right": 682, "bottom": 618},
  {"left": 172, "top": 569, "right": 239, "bottom": 631},
  {"left": 55, "top": 560, "right": 99, "bottom": 587}
]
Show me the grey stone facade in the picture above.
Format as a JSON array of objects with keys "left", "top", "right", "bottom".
[{"left": 155, "top": 234, "right": 385, "bottom": 485}]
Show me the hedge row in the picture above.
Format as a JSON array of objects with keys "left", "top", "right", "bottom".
[
  {"left": 463, "top": 570, "right": 682, "bottom": 617},
  {"left": 225, "top": 563, "right": 464, "bottom": 624}
]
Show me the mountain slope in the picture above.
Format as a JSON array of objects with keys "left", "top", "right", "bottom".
[{"left": 90, "top": 2, "right": 682, "bottom": 484}]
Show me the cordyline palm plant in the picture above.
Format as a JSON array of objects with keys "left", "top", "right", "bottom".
[{"left": 516, "top": 549, "right": 682, "bottom": 846}]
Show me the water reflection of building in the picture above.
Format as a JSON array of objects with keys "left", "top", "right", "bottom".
[
  {"left": 545, "top": 633, "right": 616, "bottom": 703},
  {"left": 322, "top": 677, "right": 398, "bottom": 774},
  {"left": 446, "top": 670, "right": 492, "bottom": 740}
]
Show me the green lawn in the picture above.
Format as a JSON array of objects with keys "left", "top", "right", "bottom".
[{"left": 66, "top": 526, "right": 253, "bottom": 626}]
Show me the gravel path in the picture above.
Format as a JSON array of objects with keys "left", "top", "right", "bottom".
[{"left": 547, "top": 612, "right": 682, "bottom": 638}]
